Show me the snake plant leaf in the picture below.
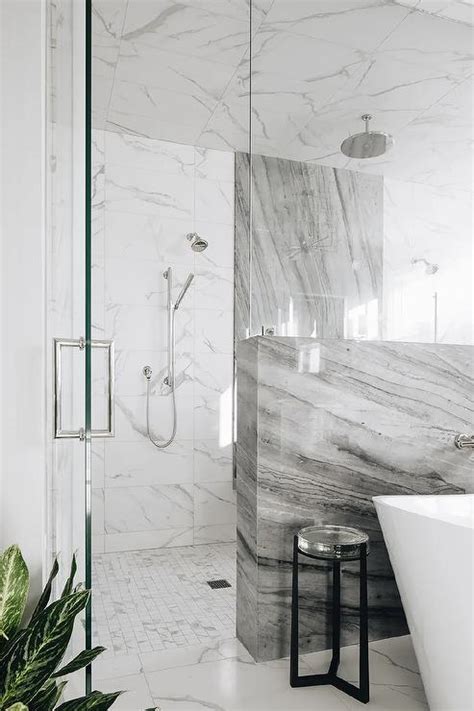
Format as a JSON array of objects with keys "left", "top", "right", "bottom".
[
  {"left": 30, "top": 558, "right": 59, "bottom": 623},
  {"left": 52, "top": 646, "right": 106, "bottom": 678},
  {"left": 56, "top": 690, "right": 123, "bottom": 710},
  {"left": 29, "top": 679, "right": 67, "bottom": 711},
  {"left": 6, "top": 704, "right": 29, "bottom": 710},
  {"left": 0, "top": 546, "right": 29, "bottom": 643},
  {"left": 61, "top": 555, "right": 77, "bottom": 599},
  {"left": 0, "top": 590, "right": 90, "bottom": 707}
]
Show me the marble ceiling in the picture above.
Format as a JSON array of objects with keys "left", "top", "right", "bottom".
[{"left": 93, "top": 0, "right": 473, "bottom": 189}]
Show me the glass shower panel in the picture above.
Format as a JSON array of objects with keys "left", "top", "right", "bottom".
[
  {"left": 90, "top": 0, "right": 251, "bottom": 677},
  {"left": 46, "top": 0, "right": 88, "bottom": 695},
  {"left": 248, "top": 0, "right": 473, "bottom": 344}
]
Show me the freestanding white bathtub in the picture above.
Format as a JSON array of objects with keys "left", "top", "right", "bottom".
[{"left": 374, "top": 494, "right": 474, "bottom": 711}]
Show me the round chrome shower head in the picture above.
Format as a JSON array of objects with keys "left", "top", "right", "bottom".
[
  {"left": 186, "top": 232, "right": 208, "bottom": 252},
  {"left": 341, "top": 114, "right": 394, "bottom": 159}
]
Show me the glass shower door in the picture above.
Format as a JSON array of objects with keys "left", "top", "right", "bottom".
[{"left": 46, "top": 0, "right": 101, "bottom": 695}]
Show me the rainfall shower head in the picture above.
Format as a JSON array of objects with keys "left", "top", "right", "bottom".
[
  {"left": 341, "top": 114, "right": 394, "bottom": 159},
  {"left": 187, "top": 232, "right": 208, "bottom": 252}
]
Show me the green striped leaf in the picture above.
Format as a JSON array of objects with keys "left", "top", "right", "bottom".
[
  {"left": 61, "top": 556, "right": 77, "bottom": 599},
  {"left": 29, "top": 679, "right": 67, "bottom": 711},
  {"left": 0, "top": 590, "right": 89, "bottom": 707},
  {"left": 52, "top": 646, "right": 105, "bottom": 678},
  {"left": 56, "top": 690, "right": 122, "bottom": 710},
  {"left": 0, "top": 546, "right": 29, "bottom": 643},
  {"left": 6, "top": 704, "right": 28, "bottom": 710},
  {"left": 30, "top": 558, "right": 59, "bottom": 623}
]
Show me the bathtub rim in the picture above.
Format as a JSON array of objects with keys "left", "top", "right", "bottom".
[{"left": 373, "top": 493, "right": 474, "bottom": 530}]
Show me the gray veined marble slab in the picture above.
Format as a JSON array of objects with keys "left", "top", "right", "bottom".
[
  {"left": 236, "top": 335, "right": 474, "bottom": 662},
  {"left": 235, "top": 152, "right": 383, "bottom": 341}
]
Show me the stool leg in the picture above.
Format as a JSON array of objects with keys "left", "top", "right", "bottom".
[
  {"left": 359, "top": 544, "right": 370, "bottom": 702},
  {"left": 328, "top": 559, "right": 341, "bottom": 676},
  {"left": 290, "top": 535, "right": 299, "bottom": 686}
]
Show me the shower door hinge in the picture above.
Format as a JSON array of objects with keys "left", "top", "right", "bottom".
[{"left": 54, "top": 337, "right": 115, "bottom": 439}]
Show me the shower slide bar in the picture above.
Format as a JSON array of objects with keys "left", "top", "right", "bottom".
[{"left": 54, "top": 337, "right": 115, "bottom": 440}]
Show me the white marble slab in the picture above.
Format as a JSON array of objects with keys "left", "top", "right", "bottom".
[
  {"left": 194, "top": 482, "right": 237, "bottom": 527},
  {"left": 105, "top": 440, "right": 194, "bottom": 488},
  {"left": 194, "top": 439, "right": 233, "bottom": 483},
  {"left": 105, "top": 483, "right": 194, "bottom": 533}
]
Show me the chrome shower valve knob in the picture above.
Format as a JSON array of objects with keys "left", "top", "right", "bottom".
[{"left": 143, "top": 365, "right": 152, "bottom": 380}]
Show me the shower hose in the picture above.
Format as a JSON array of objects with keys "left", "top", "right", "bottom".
[{"left": 145, "top": 303, "right": 177, "bottom": 449}]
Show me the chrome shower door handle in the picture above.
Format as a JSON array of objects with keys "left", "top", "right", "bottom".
[
  {"left": 91, "top": 339, "right": 115, "bottom": 438},
  {"left": 54, "top": 337, "right": 115, "bottom": 439}
]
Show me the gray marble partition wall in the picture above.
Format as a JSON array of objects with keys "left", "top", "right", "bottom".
[
  {"left": 235, "top": 153, "right": 383, "bottom": 341},
  {"left": 236, "top": 336, "right": 474, "bottom": 662}
]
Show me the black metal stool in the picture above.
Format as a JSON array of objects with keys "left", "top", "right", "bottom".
[{"left": 290, "top": 524, "right": 370, "bottom": 704}]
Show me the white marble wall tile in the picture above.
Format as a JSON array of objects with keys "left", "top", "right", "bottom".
[
  {"left": 105, "top": 483, "right": 194, "bottom": 533},
  {"left": 106, "top": 112, "right": 202, "bottom": 146},
  {"left": 98, "top": 129, "right": 235, "bottom": 552},
  {"left": 194, "top": 439, "right": 233, "bottom": 483},
  {"left": 263, "top": 0, "right": 411, "bottom": 51},
  {"left": 194, "top": 482, "right": 237, "bottom": 526},
  {"left": 105, "top": 212, "right": 194, "bottom": 266},
  {"left": 105, "top": 256, "right": 195, "bottom": 308},
  {"left": 383, "top": 178, "right": 473, "bottom": 344},
  {"left": 251, "top": 28, "right": 365, "bottom": 85},
  {"left": 105, "top": 303, "right": 193, "bottom": 352},
  {"left": 109, "top": 80, "right": 216, "bottom": 134},
  {"left": 114, "top": 42, "right": 234, "bottom": 104},
  {"left": 121, "top": 1, "right": 249, "bottom": 67},
  {"left": 115, "top": 387, "right": 194, "bottom": 442},
  {"left": 378, "top": 6, "right": 474, "bottom": 79},
  {"left": 105, "top": 131, "right": 194, "bottom": 176},
  {"left": 194, "top": 267, "right": 234, "bottom": 312},
  {"left": 194, "top": 523, "right": 236, "bottom": 544},
  {"left": 193, "top": 350, "right": 234, "bottom": 456},
  {"left": 195, "top": 147, "right": 235, "bottom": 182},
  {"left": 104, "top": 528, "right": 193, "bottom": 553},
  {"left": 105, "top": 440, "right": 194, "bottom": 488},
  {"left": 105, "top": 165, "right": 193, "bottom": 219},
  {"left": 195, "top": 309, "right": 234, "bottom": 355},
  {"left": 195, "top": 178, "right": 234, "bottom": 225}
]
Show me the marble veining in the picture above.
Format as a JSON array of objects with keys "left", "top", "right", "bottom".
[
  {"left": 236, "top": 336, "right": 474, "bottom": 661},
  {"left": 93, "top": 0, "right": 473, "bottom": 191},
  {"left": 235, "top": 152, "right": 383, "bottom": 340},
  {"left": 92, "top": 129, "right": 236, "bottom": 552}
]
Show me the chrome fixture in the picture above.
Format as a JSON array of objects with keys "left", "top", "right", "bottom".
[
  {"left": 341, "top": 114, "right": 394, "bottom": 159},
  {"left": 143, "top": 267, "right": 194, "bottom": 449},
  {"left": 454, "top": 434, "right": 474, "bottom": 449},
  {"left": 54, "top": 337, "right": 115, "bottom": 439},
  {"left": 186, "top": 232, "right": 208, "bottom": 252},
  {"left": 412, "top": 257, "right": 439, "bottom": 275}
]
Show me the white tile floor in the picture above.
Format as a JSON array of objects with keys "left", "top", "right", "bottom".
[
  {"left": 92, "top": 543, "right": 236, "bottom": 655},
  {"left": 94, "top": 635, "right": 428, "bottom": 711},
  {"left": 92, "top": 542, "right": 428, "bottom": 711}
]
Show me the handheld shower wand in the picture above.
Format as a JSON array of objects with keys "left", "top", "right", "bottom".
[{"left": 143, "top": 267, "right": 194, "bottom": 449}]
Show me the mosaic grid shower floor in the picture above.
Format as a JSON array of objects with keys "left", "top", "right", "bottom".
[{"left": 92, "top": 542, "right": 236, "bottom": 656}]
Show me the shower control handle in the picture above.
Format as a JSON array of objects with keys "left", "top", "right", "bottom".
[{"left": 454, "top": 433, "right": 474, "bottom": 449}]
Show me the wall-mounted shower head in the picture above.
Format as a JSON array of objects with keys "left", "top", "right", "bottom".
[
  {"left": 341, "top": 114, "right": 394, "bottom": 159},
  {"left": 412, "top": 258, "right": 439, "bottom": 275},
  {"left": 187, "top": 232, "right": 208, "bottom": 252}
]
